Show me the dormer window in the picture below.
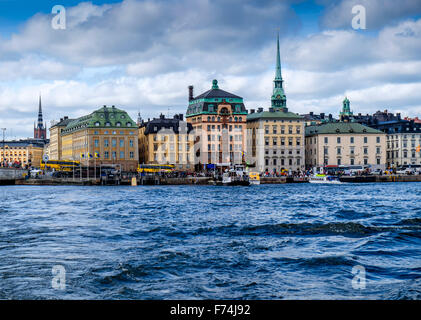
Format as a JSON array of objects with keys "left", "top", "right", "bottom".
[
  {"left": 105, "top": 122, "right": 111, "bottom": 127},
  {"left": 95, "top": 122, "right": 100, "bottom": 126},
  {"left": 116, "top": 122, "right": 121, "bottom": 127},
  {"left": 127, "top": 122, "right": 132, "bottom": 127}
]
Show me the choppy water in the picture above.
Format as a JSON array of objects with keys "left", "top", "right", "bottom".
[{"left": 0, "top": 183, "right": 420, "bottom": 300}]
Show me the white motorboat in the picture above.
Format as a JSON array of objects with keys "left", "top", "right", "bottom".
[{"left": 308, "top": 174, "right": 342, "bottom": 184}]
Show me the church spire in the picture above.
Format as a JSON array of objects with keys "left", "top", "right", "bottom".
[
  {"left": 271, "top": 32, "right": 287, "bottom": 111},
  {"left": 34, "top": 94, "right": 47, "bottom": 140},
  {"left": 37, "top": 94, "right": 44, "bottom": 129},
  {"left": 275, "top": 32, "right": 282, "bottom": 81}
]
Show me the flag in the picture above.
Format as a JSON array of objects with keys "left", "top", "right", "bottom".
[
  {"left": 417, "top": 145, "right": 421, "bottom": 153},
  {"left": 89, "top": 153, "right": 93, "bottom": 159},
  {"left": 80, "top": 153, "right": 85, "bottom": 159},
  {"left": 95, "top": 152, "right": 100, "bottom": 159}
]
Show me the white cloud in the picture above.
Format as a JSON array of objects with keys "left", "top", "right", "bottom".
[
  {"left": 320, "top": 0, "right": 421, "bottom": 30},
  {"left": 0, "top": 0, "right": 420, "bottom": 139}
]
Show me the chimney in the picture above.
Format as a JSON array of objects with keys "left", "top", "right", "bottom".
[
  {"left": 160, "top": 113, "right": 165, "bottom": 119},
  {"left": 329, "top": 114, "right": 333, "bottom": 120},
  {"left": 258, "top": 107, "right": 263, "bottom": 113},
  {"left": 250, "top": 109, "right": 255, "bottom": 114},
  {"left": 320, "top": 113, "right": 325, "bottom": 119},
  {"left": 397, "top": 113, "right": 401, "bottom": 120},
  {"left": 179, "top": 114, "right": 184, "bottom": 121},
  {"left": 310, "top": 111, "right": 313, "bottom": 116},
  {"left": 188, "top": 86, "right": 194, "bottom": 101},
  {"left": 269, "top": 108, "right": 274, "bottom": 112},
  {"left": 64, "top": 116, "right": 68, "bottom": 120}
]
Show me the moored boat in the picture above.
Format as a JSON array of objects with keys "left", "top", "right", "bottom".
[
  {"left": 214, "top": 165, "right": 250, "bottom": 186},
  {"left": 308, "top": 174, "right": 342, "bottom": 184}
]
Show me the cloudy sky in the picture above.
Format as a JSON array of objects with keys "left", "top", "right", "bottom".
[{"left": 1, "top": 0, "right": 421, "bottom": 139}]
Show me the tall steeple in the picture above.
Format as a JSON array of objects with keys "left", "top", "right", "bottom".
[
  {"left": 271, "top": 33, "right": 287, "bottom": 112},
  {"left": 37, "top": 95, "right": 44, "bottom": 129},
  {"left": 34, "top": 94, "right": 47, "bottom": 140}
]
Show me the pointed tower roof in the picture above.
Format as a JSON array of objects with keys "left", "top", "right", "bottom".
[
  {"left": 275, "top": 32, "right": 282, "bottom": 81},
  {"left": 37, "top": 94, "right": 44, "bottom": 129},
  {"left": 271, "top": 33, "right": 287, "bottom": 111}
]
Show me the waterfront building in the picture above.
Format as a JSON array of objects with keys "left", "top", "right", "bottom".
[
  {"left": 49, "top": 116, "right": 73, "bottom": 160},
  {"left": 246, "top": 34, "right": 305, "bottom": 174},
  {"left": 34, "top": 95, "right": 47, "bottom": 140},
  {"left": 138, "top": 114, "right": 194, "bottom": 170},
  {"left": 305, "top": 122, "right": 387, "bottom": 170},
  {"left": 367, "top": 119, "right": 421, "bottom": 167},
  {"left": 0, "top": 139, "right": 45, "bottom": 168},
  {"left": 348, "top": 107, "right": 421, "bottom": 167},
  {"left": 186, "top": 80, "right": 248, "bottom": 170},
  {"left": 59, "top": 106, "right": 139, "bottom": 172}
]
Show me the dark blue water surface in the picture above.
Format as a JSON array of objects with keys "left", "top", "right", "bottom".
[{"left": 0, "top": 183, "right": 420, "bottom": 299}]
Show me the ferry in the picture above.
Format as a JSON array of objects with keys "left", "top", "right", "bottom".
[
  {"left": 308, "top": 174, "right": 342, "bottom": 184},
  {"left": 248, "top": 172, "right": 260, "bottom": 185}
]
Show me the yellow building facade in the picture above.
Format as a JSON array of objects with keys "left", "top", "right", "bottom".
[
  {"left": 57, "top": 106, "right": 139, "bottom": 172},
  {"left": 0, "top": 140, "right": 45, "bottom": 168}
]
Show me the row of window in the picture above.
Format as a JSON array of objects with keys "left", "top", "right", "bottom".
[
  {"left": 206, "top": 124, "right": 243, "bottom": 131},
  {"left": 265, "top": 149, "right": 300, "bottom": 156},
  {"left": 323, "top": 158, "right": 381, "bottom": 165},
  {"left": 387, "top": 151, "right": 420, "bottom": 159},
  {"left": 388, "top": 141, "right": 421, "bottom": 148},
  {"left": 94, "top": 121, "right": 133, "bottom": 127},
  {"left": 265, "top": 137, "right": 301, "bottom": 146},
  {"left": 264, "top": 126, "right": 301, "bottom": 134},
  {"left": 207, "top": 134, "right": 242, "bottom": 142},
  {"left": 94, "top": 139, "right": 135, "bottom": 148},
  {"left": 387, "top": 134, "right": 421, "bottom": 140},
  {"left": 94, "top": 151, "right": 135, "bottom": 159},
  {"left": 319, "top": 146, "right": 381, "bottom": 155},
  {"left": 207, "top": 144, "right": 242, "bottom": 151},
  {"left": 93, "top": 130, "right": 135, "bottom": 135},
  {"left": 315, "top": 136, "right": 381, "bottom": 144},
  {"left": 265, "top": 158, "right": 301, "bottom": 166}
]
